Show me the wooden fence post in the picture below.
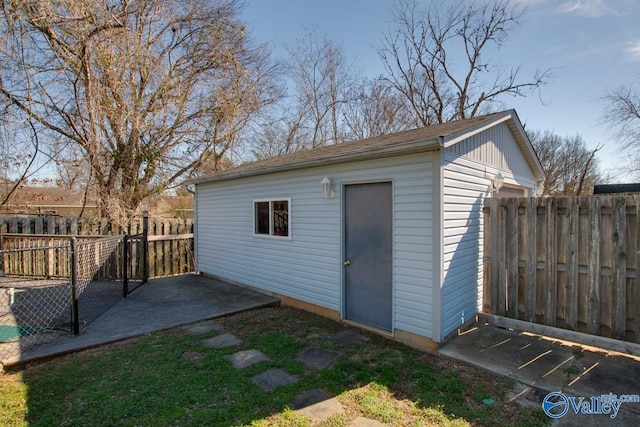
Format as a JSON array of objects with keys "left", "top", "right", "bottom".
[
  {"left": 122, "top": 234, "right": 129, "bottom": 298},
  {"left": 0, "top": 231, "right": 4, "bottom": 275},
  {"left": 489, "top": 198, "right": 499, "bottom": 314},
  {"left": 507, "top": 198, "right": 519, "bottom": 318},
  {"left": 142, "top": 212, "right": 149, "bottom": 283},
  {"left": 497, "top": 201, "right": 507, "bottom": 316},
  {"left": 70, "top": 237, "right": 79, "bottom": 335}
]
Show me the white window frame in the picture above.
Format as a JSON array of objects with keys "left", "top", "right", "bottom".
[{"left": 252, "top": 198, "right": 292, "bottom": 240}]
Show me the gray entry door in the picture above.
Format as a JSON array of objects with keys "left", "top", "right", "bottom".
[{"left": 344, "top": 182, "right": 392, "bottom": 330}]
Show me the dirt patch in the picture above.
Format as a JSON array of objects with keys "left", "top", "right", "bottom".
[
  {"left": 217, "top": 306, "right": 344, "bottom": 342},
  {"left": 182, "top": 350, "right": 204, "bottom": 362}
]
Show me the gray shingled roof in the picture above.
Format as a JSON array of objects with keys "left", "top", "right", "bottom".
[{"left": 189, "top": 109, "right": 541, "bottom": 184}]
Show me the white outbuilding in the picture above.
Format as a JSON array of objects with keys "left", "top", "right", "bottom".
[{"left": 188, "top": 109, "right": 544, "bottom": 350}]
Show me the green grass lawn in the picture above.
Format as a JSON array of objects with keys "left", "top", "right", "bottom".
[{"left": 0, "top": 306, "right": 548, "bottom": 426}]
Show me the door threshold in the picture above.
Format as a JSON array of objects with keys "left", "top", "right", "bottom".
[{"left": 343, "top": 320, "right": 393, "bottom": 337}]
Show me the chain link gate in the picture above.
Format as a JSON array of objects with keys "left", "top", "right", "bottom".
[{"left": 0, "top": 235, "right": 138, "bottom": 361}]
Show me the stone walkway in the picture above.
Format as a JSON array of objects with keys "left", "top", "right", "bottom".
[{"left": 190, "top": 320, "right": 388, "bottom": 426}]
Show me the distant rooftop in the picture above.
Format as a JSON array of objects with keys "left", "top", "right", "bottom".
[
  {"left": 593, "top": 183, "right": 640, "bottom": 194},
  {"left": 0, "top": 186, "right": 98, "bottom": 208}
]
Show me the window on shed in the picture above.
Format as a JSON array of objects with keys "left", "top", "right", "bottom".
[
  {"left": 255, "top": 201, "right": 270, "bottom": 235},
  {"left": 494, "top": 186, "right": 526, "bottom": 198},
  {"left": 253, "top": 199, "right": 289, "bottom": 238}
]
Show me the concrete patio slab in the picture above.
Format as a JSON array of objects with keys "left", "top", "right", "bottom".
[
  {"left": 440, "top": 322, "right": 640, "bottom": 425},
  {"left": 252, "top": 368, "right": 298, "bottom": 392},
  {"left": 2, "top": 274, "right": 279, "bottom": 367},
  {"left": 225, "top": 349, "right": 269, "bottom": 369},
  {"left": 297, "top": 346, "right": 341, "bottom": 369}
]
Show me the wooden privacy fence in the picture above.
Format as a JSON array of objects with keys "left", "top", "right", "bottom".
[
  {"left": 0, "top": 235, "right": 114, "bottom": 279},
  {"left": 483, "top": 195, "right": 640, "bottom": 344},
  {"left": 0, "top": 215, "right": 194, "bottom": 279},
  {"left": 145, "top": 220, "right": 194, "bottom": 279}
]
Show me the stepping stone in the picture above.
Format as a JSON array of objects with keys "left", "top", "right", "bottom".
[
  {"left": 294, "top": 393, "right": 344, "bottom": 422},
  {"left": 183, "top": 320, "right": 223, "bottom": 335},
  {"left": 252, "top": 368, "right": 298, "bottom": 392},
  {"left": 291, "top": 389, "right": 333, "bottom": 409},
  {"left": 201, "top": 333, "right": 241, "bottom": 348},
  {"left": 225, "top": 349, "right": 270, "bottom": 369},
  {"left": 351, "top": 417, "right": 388, "bottom": 426},
  {"left": 328, "top": 330, "right": 369, "bottom": 348},
  {"left": 297, "top": 347, "right": 341, "bottom": 369}
]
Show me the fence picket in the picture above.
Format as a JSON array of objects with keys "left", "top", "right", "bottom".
[
  {"left": 163, "top": 221, "right": 170, "bottom": 277},
  {"left": 636, "top": 197, "right": 640, "bottom": 343},
  {"left": 9, "top": 217, "right": 17, "bottom": 233},
  {"left": 566, "top": 197, "right": 579, "bottom": 330},
  {"left": 35, "top": 217, "right": 43, "bottom": 234},
  {"left": 149, "top": 221, "right": 157, "bottom": 277},
  {"left": 23, "top": 217, "right": 31, "bottom": 233},
  {"left": 612, "top": 197, "right": 627, "bottom": 340},
  {"left": 482, "top": 202, "right": 491, "bottom": 313},
  {"left": 587, "top": 197, "right": 601, "bottom": 335},
  {"left": 525, "top": 198, "right": 537, "bottom": 322},
  {"left": 544, "top": 198, "right": 557, "bottom": 326}
]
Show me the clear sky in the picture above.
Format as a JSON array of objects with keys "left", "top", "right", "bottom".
[{"left": 241, "top": 0, "right": 640, "bottom": 181}]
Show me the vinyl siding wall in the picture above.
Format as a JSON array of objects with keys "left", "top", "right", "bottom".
[
  {"left": 441, "top": 123, "right": 536, "bottom": 338},
  {"left": 196, "top": 152, "right": 435, "bottom": 339}
]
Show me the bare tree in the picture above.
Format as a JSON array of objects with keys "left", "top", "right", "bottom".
[
  {"left": 251, "top": 108, "right": 309, "bottom": 159},
  {"left": 378, "top": 0, "right": 549, "bottom": 125},
  {"left": 50, "top": 140, "right": 91, "bottom": 190},
  {"left": 0, "top": 20, "right": 43, "bottom": 210},
  {"left": 342, "top": 76, "right": 418, "bottom": 140},
  {"left": 602, "top": 81, "right": 640, "bottom": 176},
  {"left": 0, "top": 114, "right": 46, "bottom": 210},
  {"left": 529, "top": 130, "right": 603, "bottom": 196},
  {"left": 286, "top": 29, "right": 356, "bottom": 148},
  {"left": 0, "top": 0, "right": 279, "bottom": 224}
]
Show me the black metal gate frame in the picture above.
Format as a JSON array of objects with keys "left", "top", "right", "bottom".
[
  {"left": 122, "top": 223, "right": 149, "bottom": 298},
  {"left": 68, "top": 214, "right": 149, "bottom": 335}
]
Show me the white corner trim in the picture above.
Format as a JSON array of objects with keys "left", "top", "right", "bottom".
[{"left": 431, "top": 146, "right": 444, "bottom": 342}]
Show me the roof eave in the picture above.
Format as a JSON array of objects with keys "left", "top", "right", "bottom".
[{"left": 187, "top": 137, "right": 441, "bottom": 185}]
